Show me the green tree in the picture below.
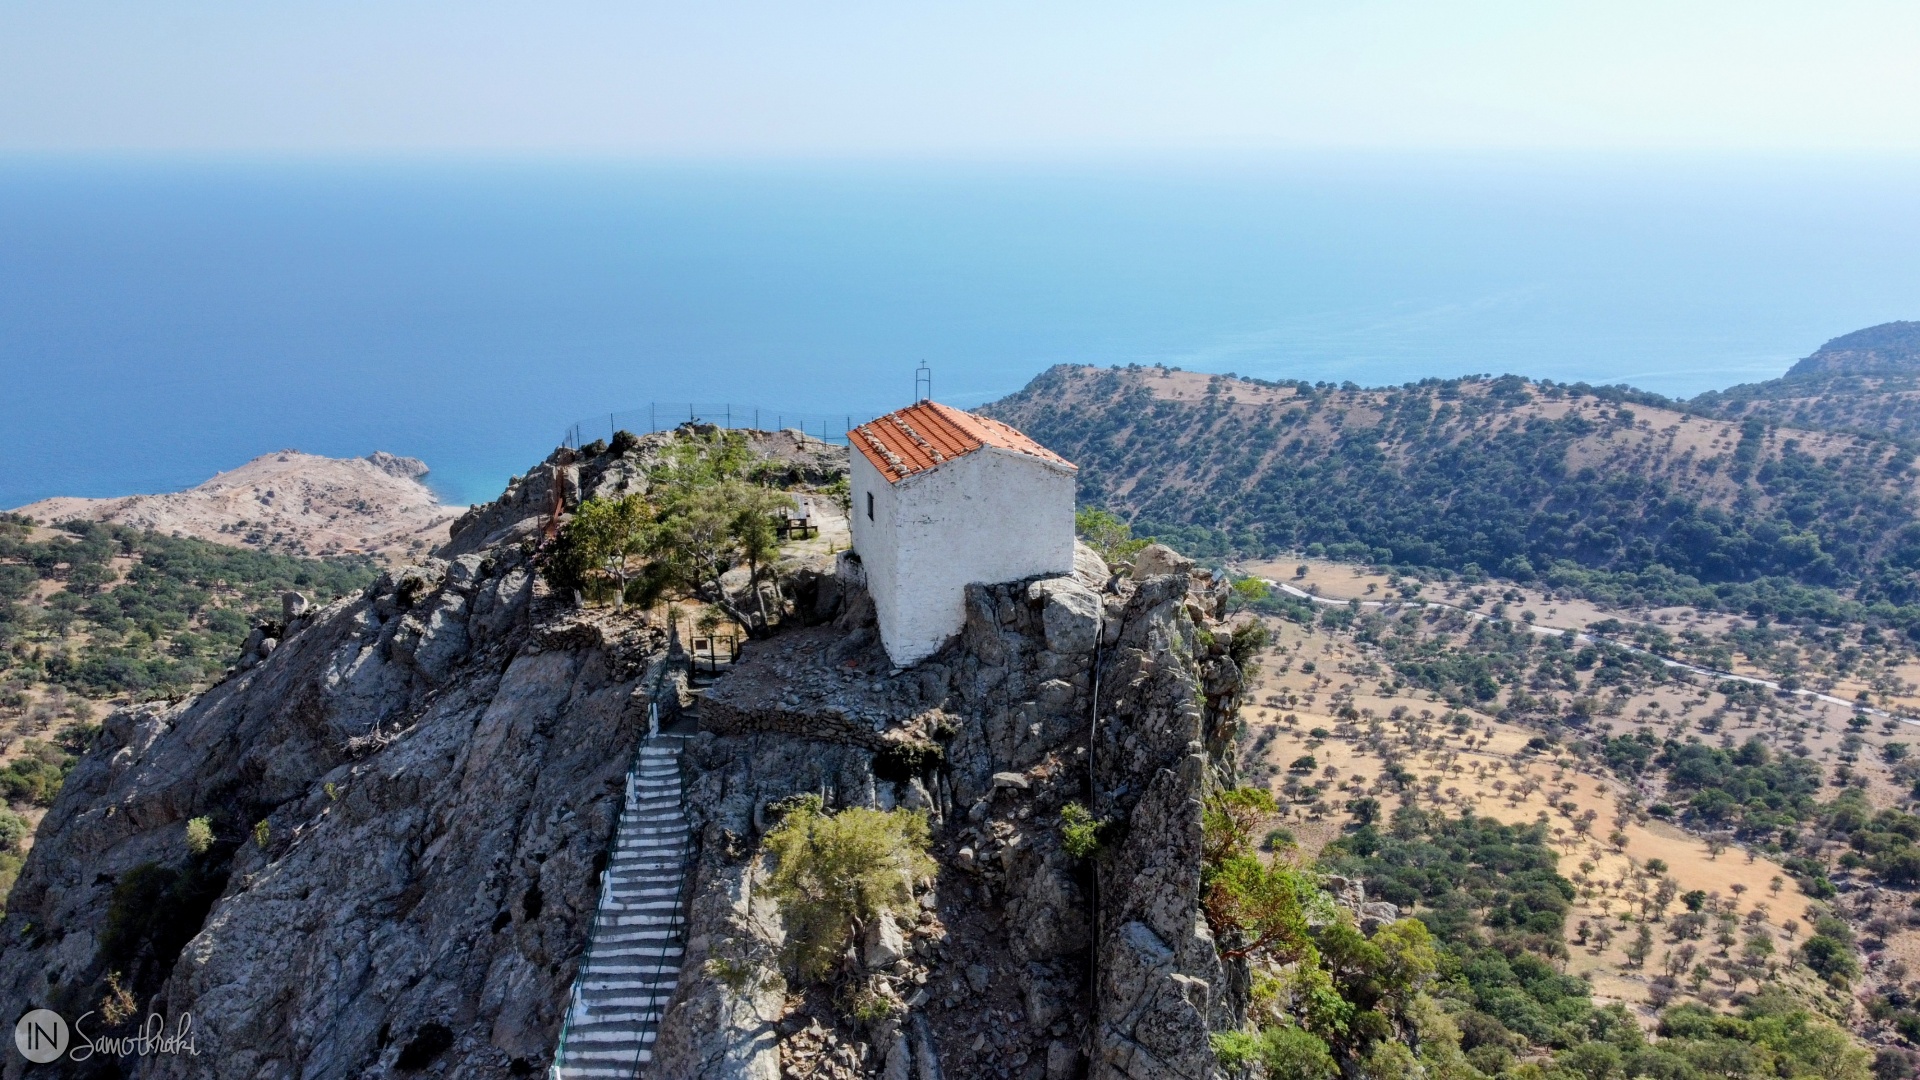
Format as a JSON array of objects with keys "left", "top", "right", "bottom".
[
  {"left": 1075, "top": 507, "right": 1150, "bottom": 565},
  {"left": 1557, "top": 1039, "right": 1623, "bottom": 1080},
  {"left": 546, "top": 495, "right": 650, "bottom": 608},
  {"left": 0, "top": 809, "right": 27, "bottom": 853},
  {"left": 761, "top": 802, "right": 934, "bottom": 983},
  {"left": 1213, "top": 1024, "right": 1339, "bottom": 1080},
  {"left": 1204, "top": 854, "right": 1318, "bottom": 962},
  {"left": 645, "top": 479, "right": 794, "bottom": 634},
  {"left": 1799, "top": 932, "right": 1859, "bottom": 987},
  {"left": 1204, "top": 786, "right": 1280, "bottom": 865}
]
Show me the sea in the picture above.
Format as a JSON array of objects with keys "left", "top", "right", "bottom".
[{"left": 3, "top": 155, "right": 1918, "bottom": 510}]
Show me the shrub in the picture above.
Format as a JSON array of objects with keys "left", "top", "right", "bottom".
[
  {"left": 1213, "top": 1024, "right": 1339, "bottom": 1080},
  {"left": 1204, "top": 786, "right": 1280, "bottom": 864},
  {"left": 1229, "top": 620, "right": 1272, "bottom": 674},
  {"left": 184, "top": 816, "right": 214, "bottom": 856},
  {"left": 0, "top": 741, "right": 72, "bottom": 808},
  {"left": 1204, "top": 854, "right": 1318, "bottom": 962},
  {"left": 1060, "top": 802, "right": 1105, "bottom": 859},
  {"left": 0, "top": 808, "right": 27, "bottom": 852},
  {"left": 1801, "top": 933, "right": 1860, "bottom": 987},
  {"left": 762, "top": 803, "right": 934, "bottom": 982}
]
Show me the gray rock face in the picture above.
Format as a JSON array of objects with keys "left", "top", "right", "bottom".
[
  {"left": 655, "top": 555, "right": 1240, "bottom": 1080},
  {"left": 0, "top": 498, "right": 674, "bottom": 1080},
  {"left": 1, "top": 433, "right": 1241, "bottom": 1080},
  {"left": 1029, "top": 576, "right": 1101, "bottom": 655}
]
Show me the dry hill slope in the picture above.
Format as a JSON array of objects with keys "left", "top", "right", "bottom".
[
  {"left": 11, "top": 450, "right": 464, "bottom": 564},
  {"left": 985, "top": 364, "right": 1920, "bottom": 609}
]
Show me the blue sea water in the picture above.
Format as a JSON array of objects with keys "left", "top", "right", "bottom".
[{"left": 3, "top": 156, "right": 1918, "bottom": 510}]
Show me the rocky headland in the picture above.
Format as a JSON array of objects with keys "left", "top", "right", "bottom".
[{"left": 10, "top": 451, "right": 463, "bottom": 564}]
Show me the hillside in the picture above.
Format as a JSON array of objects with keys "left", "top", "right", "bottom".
[
  {"left": 985, "top": 363, "right": 1920, "bottom": 616},
  {"left": 0, "top": 430, "right": 1242, "bottom": 1080},
  {"left": 1692, "top": 322, "right": 1920, "bottom": 443},
  {"left": 10, "top": 450, "right": 464, "bottom": 564},
  {"left": 0, "top": 426, "right": 1905, "bottom": 1080}
]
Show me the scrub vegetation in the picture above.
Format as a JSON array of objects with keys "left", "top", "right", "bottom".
[
  {"left": 0, "top": 513, "right": 375, "bottom": 702},
  {"left": 989, "top": 365, "right": 1920, "bottom": 631}
]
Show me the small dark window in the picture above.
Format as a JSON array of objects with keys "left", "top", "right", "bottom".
[{"left": 866, "top": 492, "right": 875, "bottom": 521}]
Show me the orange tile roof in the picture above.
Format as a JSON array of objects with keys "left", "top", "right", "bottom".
[{"left": 851, "top": 401, "right": 1075, "bottom": 483}]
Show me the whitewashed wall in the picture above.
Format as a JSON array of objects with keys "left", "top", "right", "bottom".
[
  {"left": 850, "top": 447, "right": 1075, "bottom": 666},
  {"left": 849, "top": 449, "right": 902, "bottom": 642}
]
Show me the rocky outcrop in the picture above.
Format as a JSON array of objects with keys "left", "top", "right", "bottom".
[
  {"left": 365, "top": 451, "right": 431, "bottom": 480},
  {"left": 0, "top": 458, "right": 677, "bottom": 1079},
  {"left": 650, "top": 543, "right": 1243, "bottom": 1079},
  {"left": 1, "top": 427, "right": 1241, "bottom": 1080},
  {"left": 442, "top": 428, "right": 847, "bottom": 565}
]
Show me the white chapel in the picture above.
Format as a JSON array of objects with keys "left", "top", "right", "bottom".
[{"left": 847, "top": 401, "right": 1078, "bottom": 666}]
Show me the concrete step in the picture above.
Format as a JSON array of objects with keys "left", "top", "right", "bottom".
[{"left": 553, "top": 734, "right": 692, "bottom": 1080}]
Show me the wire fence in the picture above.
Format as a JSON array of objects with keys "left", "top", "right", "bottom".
[{"left": 564, "top": 403, "right": 872, "bottom": 449}]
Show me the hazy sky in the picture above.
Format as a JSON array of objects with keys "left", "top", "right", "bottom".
[{"left": 4, "top": 1, "right": 1919, "bottom": 156}]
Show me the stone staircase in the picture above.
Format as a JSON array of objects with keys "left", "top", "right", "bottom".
[{"left": 552, "top": 733, "right": 692, "bottom": 1079}]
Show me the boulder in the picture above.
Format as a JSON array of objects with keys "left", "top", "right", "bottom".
[
  {"left": 965, "top": 963, "right": 993, "bottom": 994},
  {"left": 866, "top": 914, "right": 908, "bottom": 969},
  {"left": 992, "top": 771, "right": 1030, "bottom": 791},
  {"left": 1072, "top": 541, "right": 1111, "bottom": 587},
  {"left": 1046, "top": 1040, "right": 1081, "bottom": 1080},
  {"left": 1130, "top": 543, "right": 1194, "bottom": 580},
  {"left": 1029, "top": 577, "right": 1101, "bottom": 655},
  {"left": 1359, "top": 901, "right": 1401, "bottom": 932}
]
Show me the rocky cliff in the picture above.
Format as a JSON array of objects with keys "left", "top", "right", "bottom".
[
  {"left": 655, "top": 540, "right": 1243, "bottom": 1080},
  {"left": 0, "top": 445, "right": 678, "bottom": 1078},
  {"left": 0, "top": 432, "right": 1243, "bottom": 1080}
]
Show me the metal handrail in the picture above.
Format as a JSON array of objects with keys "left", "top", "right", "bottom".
[
  {"left": 619, "top": 769, "right": 694, "bottom": 1079},
  {"left": 551, "top": 664, "right": 687, "bottom": 1079}
]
